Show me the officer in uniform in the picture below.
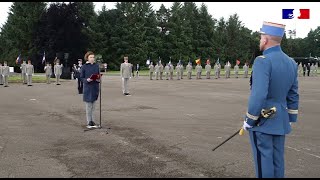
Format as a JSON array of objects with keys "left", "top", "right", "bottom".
[
  {"left": 195, "top": 59, "right": 202, "bottom": 79},
  {"left": 26, "top": 60, "right": 34, "bottom": 86},
  {"left": 120, "top": 56, "right": 132, "bottom": 96},
  {"left": 20, "top": 60, "right": 27, "bottom": 84},
  {"left": 159, "top": 61, "right": 164, "bottom": 80},
  {"left": 243, "top": 21, "right": 299, "bottom": 178},
  {"left": 234, "top": 62, "right": 239, "bottom": 78},
  {"left": 155, "top": 62, "right": 160, "bottom": 80},
  {"left": 75, "top": 59, "right": 83, "bottom": 94},
  {"left": 169, "top": 62, "right": 174, "bottom": 80},
  {"left": 2, "top": 61, "right": 9, "bottom": 87},
  {"left": 243, "top": 62, "right": 249, "bottom": 78},
  {"left": 205, "top": 59, "right": 211, "bottom": 79},
  {"left": 307, "top": 63, "right": 311, "bottom": 76},
  {"left": 175, "top": 62, "right": 181, "bottom": 80},
  {"left": 0, "top": 63, "right": 3, "bottom": 85},
  {"left": 44, "top": 62, "right": 52, "bottom": 84},
  {"left": 186, "top": 61, "right": 193, "bottom": 79},
  {"left": 302, "top": 64, "right": 306, "bottom": 76},
  {"left": 149, "top": 62, "right": 154, "bottom": 80},
  {"left": 54, "top": 59, "right": 63, "bottom": 85}
]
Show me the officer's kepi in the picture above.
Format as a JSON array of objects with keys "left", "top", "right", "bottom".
[{"left": 259, "top": 21, "right": 286, "bottom": 37}]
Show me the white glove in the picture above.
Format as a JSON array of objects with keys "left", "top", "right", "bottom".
[
  {"left": 243, "top": 121, "right": 253, "bottom": 131},
  {"left": 130, "top": 77, "right": 132, "bottom": 79},
  {"left": 26, "top": 73, "right": 28, "bottom": 76},
  {"left": 122, "top": 77, "right": 124, "bottom": 81}
]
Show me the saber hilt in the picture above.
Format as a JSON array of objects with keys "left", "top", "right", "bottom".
[{"left": 211, "top": 107, "right": 276, "bottom": 152}]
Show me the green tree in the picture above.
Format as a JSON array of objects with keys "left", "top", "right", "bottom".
[{"left": 0, "top": 2, "right": 46, "bottom": 66}]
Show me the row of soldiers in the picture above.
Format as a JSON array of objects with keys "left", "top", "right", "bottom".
[
  {"left": 147, "top": 60, "right": 250, "bottom": 80},
  {"left": 0, "top": 59, "right": 64, "bottom": 87},
  {"left": 0, "top": 60, "right": 34, "bottom": 87},
  {"left": 297, "top": 62, "right": 318, "bottom": 77},
  {"left": 43, "top": 59, "right": 63, "bottom": 85}
]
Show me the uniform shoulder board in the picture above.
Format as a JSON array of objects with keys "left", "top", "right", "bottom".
[{"left": 258, "top": 55, "right": 266, "bottom": 59}]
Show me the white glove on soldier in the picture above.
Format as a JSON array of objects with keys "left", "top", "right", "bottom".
[{"left": 243, "top": 121, "right": 253, "bottom": 131}]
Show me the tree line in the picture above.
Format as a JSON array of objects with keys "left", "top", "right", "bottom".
[{"left": 0, "top": 2, "right": 319, "bottom": 72}]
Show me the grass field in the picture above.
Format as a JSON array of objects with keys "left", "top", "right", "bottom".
[{"left": 8, "top": 75, "right": 55, "bottom": 83}]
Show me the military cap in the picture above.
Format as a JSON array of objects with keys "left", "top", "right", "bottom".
[{"left": 260, "top": 21, "right": 286, "bottom": 37}]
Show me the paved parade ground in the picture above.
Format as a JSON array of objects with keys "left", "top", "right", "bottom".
[{"left": 0, "top": 75, "right": 319, "bottom": 178}]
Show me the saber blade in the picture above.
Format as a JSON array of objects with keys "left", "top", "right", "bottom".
[{"left": 212, "top": 129, "right": 241, "bottom": 152}]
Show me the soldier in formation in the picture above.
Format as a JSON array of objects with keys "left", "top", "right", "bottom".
[
  {"left": 20, "top": 60, "right": 27, "bottom": 84},
  {"left": 180, "top": 61, "right": 184, "bottom": 79},
  {"left": 0, "top": 63, "right": 3, "bottom": 86},
  {"left": 54, "top": 58, "right": 63, "bottom": 85},
  {"left": 234, "top": 62, "right": 239, "bottom": 78},
  {"left": 205, "top": 59, "right": 211, "bottom": 79},
  {"left": 195, "top": 59, "right": 202, "bottom": 79},
  {"left": 159, "top": 62, "right": 164, "bottom": 80},
  {"left": 217, "top": 63, "right": 221, "bottom": 78},
  {"left": 26, "top": 60, "right": 34, "bottom": 86},
  {"left": 243, "top": 62, "right": 249, "bottom": 78},
  {"left": 136, "top": 64, "right": 140, "bottom": 78},
  {"left": 186, "top": 62, "right": 192, "bottom": 79},
  {"left": 224, "top": 61, "right": 231, "bottom": 78},
  {"left": 169, "top": 62, "right": 174, "bottom": 80},
  {"left": 155, "top": 62, "right": 160, "bottom": 80},
  {"left": 310, "top": 63, "right": 315, "bottom": 76},
  {"left": 214, "top": 63, "right": 219, "bottom": 79},
  {"left": 120, "top": 56, "right": 132, "bottom": 96},
  {"left": 44, "top": 62, "right": 52, "bottom": 84},
  {"left": 175, "top": 63, "right": 181, "bottom": 80},
  {"left": 298, "top": 62, "right": 303, "bottom": 77},
  {"left": 164, "top": 63, "right": 170, "bottom": 80},
  {"left": 149, "top": 62, "right": 154, "bottom": 80},
  {"left": 2, "top": 61, "right": 9, "bottom": 87}
]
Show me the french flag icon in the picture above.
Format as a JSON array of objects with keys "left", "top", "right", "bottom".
[{"left": 282, "top": 9, "right": 310, "bottom": 19}]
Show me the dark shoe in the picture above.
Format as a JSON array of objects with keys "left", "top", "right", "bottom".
[
  {"left": 57, "top": 84, "right": 61, "bottom": 85},
  {"left": 0, "top": 84, "right": 3, "bottom": 85},
  {"left": 4, "top": 86, "right": 8, "bottom": 87},
  {"left": 88, "top": 121, "right": 96, "bottom": 126},
  {"left": 28, "top": 85, "right": 32, "bottom": 86}
]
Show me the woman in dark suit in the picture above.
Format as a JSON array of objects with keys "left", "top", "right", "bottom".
[{"left": 80, "top": 51, "right": 100, "bottom": 127}]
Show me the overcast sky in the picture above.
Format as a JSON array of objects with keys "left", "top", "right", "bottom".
[{"left": 0, "top": 2, "right": 319, "bottom": 38}]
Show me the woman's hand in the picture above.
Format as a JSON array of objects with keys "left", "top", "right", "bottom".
[{"left": 87, "top": 78, "right": 92, "bottom": 82}]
